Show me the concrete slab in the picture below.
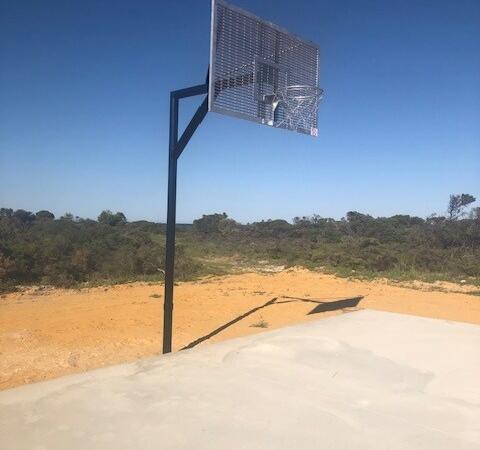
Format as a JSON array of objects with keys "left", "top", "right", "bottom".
[{"left": 1, "top": 310, "right": 479, "bottom": 449}]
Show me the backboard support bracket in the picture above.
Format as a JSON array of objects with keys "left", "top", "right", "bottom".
[{"left": 163, "top": 78, "right": 209, "bottom": 354}]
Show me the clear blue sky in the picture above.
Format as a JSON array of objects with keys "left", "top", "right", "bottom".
[{"left": 1, "top": 0, "right": 479, "bottom": 223}]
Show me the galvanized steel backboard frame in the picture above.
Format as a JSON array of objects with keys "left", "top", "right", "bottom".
[{"left": 209, "top": 0, "right": 320, "bottom": 136}]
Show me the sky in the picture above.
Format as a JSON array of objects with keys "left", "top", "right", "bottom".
[{"left": 1, "top": 0, "right": 479, "bottom": 223}]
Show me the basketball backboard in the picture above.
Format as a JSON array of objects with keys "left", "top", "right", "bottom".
[{"left": 209, "top": 0, "right": 321, "bottom": 136}]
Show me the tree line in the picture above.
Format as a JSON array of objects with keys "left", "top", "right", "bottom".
[
  {"left": 190, "top": 194, "right": 479, "bottom": 280},
  {"left": 0, "top": 194, "right": 478, "bottom": 292}
]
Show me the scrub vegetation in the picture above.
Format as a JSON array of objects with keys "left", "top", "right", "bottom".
[{"left": 0, "top": 194, "right": 479, "bottom": 292}]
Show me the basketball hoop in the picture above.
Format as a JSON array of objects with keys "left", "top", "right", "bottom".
[
  {"left": 163, "top": 0, "right": 324, "bottom": 353},
  {"left": 271, "top": 85, "right": 323, "bottom": 136}
]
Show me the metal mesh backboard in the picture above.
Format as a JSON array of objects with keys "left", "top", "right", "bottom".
[{"left": 209, "top": 0, "right": 320, "bottom": 136}]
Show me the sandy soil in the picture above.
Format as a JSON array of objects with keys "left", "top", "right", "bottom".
[{"left": 1, "top": 268, "right": 479, "bottom": 390}]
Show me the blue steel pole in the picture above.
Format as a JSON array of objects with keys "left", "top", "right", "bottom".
[
  {"left": 163, "top": 91, "right": 179, "bottom": 354},
  {"left": 162, "top": 82, "right": 208, "bottom": 354}
]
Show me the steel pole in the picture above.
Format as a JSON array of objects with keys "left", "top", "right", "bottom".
[
  {"left": 163, "top": 92, "right": 179, "bottom": 354},
  {"left": 162, "top": 81, "right": 208, "bottom": 354}
]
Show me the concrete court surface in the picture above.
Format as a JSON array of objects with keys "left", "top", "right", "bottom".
[{"left": 0, "top": 310, "right": 479, "bottom": 450}]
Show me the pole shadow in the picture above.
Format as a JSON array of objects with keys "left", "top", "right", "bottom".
[
  {"left": 180, "top": 297, "right": 278, "bottom": 350},
  {"left": 180, "top": 295, "right": 364, "bottom": 351}
]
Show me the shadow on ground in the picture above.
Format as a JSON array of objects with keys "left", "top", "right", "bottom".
[{"left": 181, "top": 295, "right": 364, "bottom": 350}]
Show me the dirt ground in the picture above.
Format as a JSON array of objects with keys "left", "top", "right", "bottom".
[{"left": 1, "top": 268, "right": 479, "bottom": 390}]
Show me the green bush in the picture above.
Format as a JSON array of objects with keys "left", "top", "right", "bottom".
[{"left": 0, "top": 198, "right": 478, "bottom": 291}]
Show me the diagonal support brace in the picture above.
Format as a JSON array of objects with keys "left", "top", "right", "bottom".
[{"left": 175, "top": 96, "right": 208, "bottom": 159}]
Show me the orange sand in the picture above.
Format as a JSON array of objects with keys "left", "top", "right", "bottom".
[{"left": 1, "top": 269, "right": 479, "bottom": 390}]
